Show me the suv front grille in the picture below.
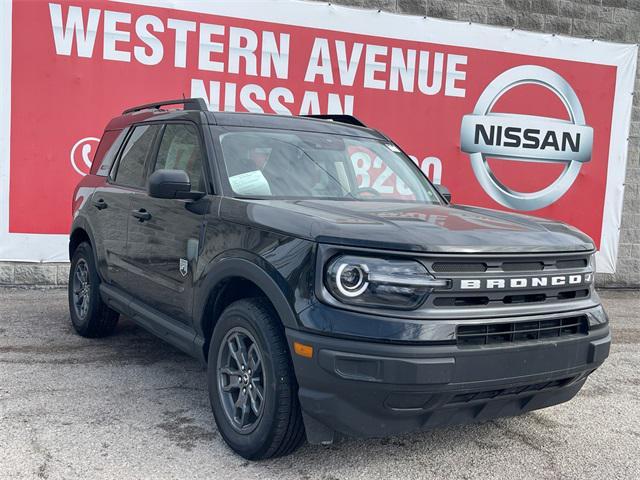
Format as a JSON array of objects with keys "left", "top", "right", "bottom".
[
  {"left": 425, "top": 252, "right": 593, "bottom": 311},
  {"left": 456, "top": 314, "right": 588, "bottom": 347}
]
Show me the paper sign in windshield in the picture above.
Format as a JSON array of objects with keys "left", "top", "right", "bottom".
[{"left": 229, "top": 170, "right": 272, "bottom": 196}]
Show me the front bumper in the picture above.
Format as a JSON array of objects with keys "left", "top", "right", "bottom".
[{"left": 287, "top": 306, "right": 610, "bottom": 444}]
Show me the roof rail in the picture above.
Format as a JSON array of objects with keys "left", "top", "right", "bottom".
[
  {"left": 122, "top": 98, "right": 208, "bottom": 115},
  {"left": 302, "top": 114, "right": 367, "bottom": 127}
]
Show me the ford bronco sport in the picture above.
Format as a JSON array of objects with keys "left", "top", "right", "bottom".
[{"left": 69, "top": 98, "right": 610, "bottom": 459}]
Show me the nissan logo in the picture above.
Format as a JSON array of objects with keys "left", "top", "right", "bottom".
[{"left": 460, "top": 65, "right": 593, "bottom": 211}]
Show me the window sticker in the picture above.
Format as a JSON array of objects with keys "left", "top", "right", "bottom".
[{"left": 229, "top": 170, "right": 271, "bottom": 196}]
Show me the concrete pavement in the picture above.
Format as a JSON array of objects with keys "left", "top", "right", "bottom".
[{"left": 0, "top": 288, "right": 638, "bottom": 479}]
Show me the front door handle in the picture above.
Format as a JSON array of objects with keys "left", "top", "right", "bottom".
[
  {"left": 131, "top": 208, "right": 152, "bottom": 222},
  {"left": 92, "top": 198, "right": 108, "bottom": 210}
]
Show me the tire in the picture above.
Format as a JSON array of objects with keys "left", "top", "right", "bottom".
[
  {"left": 207, "top": 298, "right": 305, "bottom": 459},
  {"left": 68, "top": 242, "right": 119, "bottom": 338}
]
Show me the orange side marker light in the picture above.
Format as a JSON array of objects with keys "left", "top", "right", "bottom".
[{"left": 293, "top": 342, "right": 314, "bottom": 358}]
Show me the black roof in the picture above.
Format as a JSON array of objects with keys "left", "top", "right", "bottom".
[
  {"left": 205, "top": 111, "right": 385, "bottom": 139},
  {"left": 105, "top": 99, "right": 385, "bottom": 140}
]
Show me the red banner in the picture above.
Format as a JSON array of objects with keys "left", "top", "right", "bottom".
[{"left": 1, "top": 0, "right": 637, "bottom": 271}]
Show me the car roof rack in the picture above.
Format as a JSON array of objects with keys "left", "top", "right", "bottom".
[
  {"left": 122, "top": 98, "right": 208, "bottom": 115},
  {"left": 302, "top": 114, "right": 367, "bottom": 128}
]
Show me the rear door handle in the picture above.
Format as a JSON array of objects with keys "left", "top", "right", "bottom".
[
  {"left": 92, "top": 198, "right": 108, "bottom": 210},
  {"left": 131, "top": 208, "right": 152, "bottom": 222}
]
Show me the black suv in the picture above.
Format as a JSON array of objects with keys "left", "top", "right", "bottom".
[{"left": 69, "top": 98, "right": 610, "bottom": 459}]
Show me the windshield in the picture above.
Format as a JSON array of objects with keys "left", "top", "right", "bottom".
[{"left": 214, "top": 127, "right": 442, "bottom": 204}]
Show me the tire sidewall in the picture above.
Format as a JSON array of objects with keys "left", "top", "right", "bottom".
[{"left": 208, "top": 301, "right": 281, "bottom": 459}]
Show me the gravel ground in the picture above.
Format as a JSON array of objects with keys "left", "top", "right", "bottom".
[{"left": 0, "top": 287, "right": 638, "bottom": 480}]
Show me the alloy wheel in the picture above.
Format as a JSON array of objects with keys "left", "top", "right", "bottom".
[
  {"left": 217, "top": 327, "right": 266, "bottom": 433},
  {"left": 72, "top": 258, "right": 91, "bottom": 320}
]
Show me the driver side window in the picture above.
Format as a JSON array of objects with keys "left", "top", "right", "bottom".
[
  {"left": 154, "top": 124, "right": 205, "bottom": 192},
  {"left": 114, "top": 125, "right": 159, "bottom": 188}
]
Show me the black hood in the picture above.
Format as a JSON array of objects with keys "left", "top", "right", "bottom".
[{"left": 220, "top": 198, "right": 595, "bottom": 254}]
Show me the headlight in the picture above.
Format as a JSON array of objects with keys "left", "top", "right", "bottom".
[{"left": 325, "top": 255, "right": 449, "bottom": 309}]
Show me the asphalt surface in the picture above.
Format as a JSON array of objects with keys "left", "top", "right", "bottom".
[{"left": 0, "top": 288, "right": 638, "bottom": 480}]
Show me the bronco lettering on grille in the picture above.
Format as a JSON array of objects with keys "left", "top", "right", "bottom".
[{"left": 459, "top": 273, "right": 592, "bottom": 290}]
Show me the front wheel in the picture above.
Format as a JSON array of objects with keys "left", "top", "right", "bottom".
[{"left": 207, "top": 298, "right": 305, "bottom": 459}]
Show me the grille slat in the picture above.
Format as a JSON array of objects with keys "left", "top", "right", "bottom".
[
  {"left": 433, "top": 296, "right": 490, "bottom": 307},
  {"left": 556, "top": 258, "right": 588, "bottom": 269},
  {"left": 433, "top": 289, "right": 588, "bottom": 308},
  {"left": 502, "top": 261, "right": 544, "bottom": 272},
  {"left": 432, "top": 262, "right": 487, "bottom": 273},
  {"left": 429, "top": 255, "right": 588, "bottom": 274},
  {"left": 457, "top": 315, "right": 588, "bottom": 347}
]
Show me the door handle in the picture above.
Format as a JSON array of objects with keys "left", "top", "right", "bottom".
[
  {"left": 92, "top": 198, "right": 108, "bottom": 210},
  {"left": 131, "top": 208, "right": 152, "bottom": 222}
]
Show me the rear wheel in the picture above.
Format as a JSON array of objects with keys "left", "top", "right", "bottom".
[
  {"left": 207, "top": 298, "right": 305, "bottom": 459},
  {"left": 68, "top": 242, "right": 119, "bottom": 338}
]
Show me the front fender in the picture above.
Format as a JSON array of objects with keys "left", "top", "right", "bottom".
[{"left": 193, "top": 251, "right": 302, "bottom": 339}]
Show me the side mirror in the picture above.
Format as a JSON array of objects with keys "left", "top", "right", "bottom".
[
  {"left": 435, "top": 184, "right": 452, "bottom": 203},
  {"left": 148, "top": 169, "right": 203, "bottom": 200}
]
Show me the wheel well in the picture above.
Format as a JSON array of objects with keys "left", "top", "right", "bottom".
[
  {"left": 201, "top": 277, "right": 274, "bottom": 360},
  {"left": 69, "top": 228, "right": 90, "bottom": 259}
]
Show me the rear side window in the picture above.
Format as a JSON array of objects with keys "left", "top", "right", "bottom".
[
  {"left": 114, "top": 125, "right": 159, "bottom": 188},
  {"left": 153, "top": 124, "right": 205, "bottom": 192},
  {"left": 93, "top": 129, "right": 127, "bottom": 176}
]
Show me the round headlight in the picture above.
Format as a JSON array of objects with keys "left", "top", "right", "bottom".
[
  {"left": 325, "top": 254, "right": 449, "bottom": 310},
  {"left": 335, "top": 263, "right": 369, "bottom": 297}
]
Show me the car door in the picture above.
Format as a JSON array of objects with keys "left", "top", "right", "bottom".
[
  {"left": 125, "top": 122, "right": 211, "bottom": 325},
  {"left": 90, "top": 124, "right": 160, "bottom": 288}
]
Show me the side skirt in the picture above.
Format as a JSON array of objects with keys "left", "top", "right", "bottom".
[{"left": 100, "top": 283, "right": 199, "bottom": 358}]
